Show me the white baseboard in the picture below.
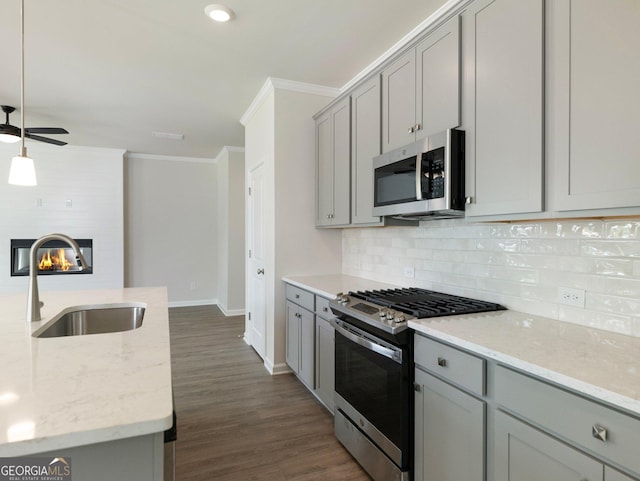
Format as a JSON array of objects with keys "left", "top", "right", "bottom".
[
  {"left": 218, "top": 304, "right": 246, "bottom": 317},
  {"left": 168, "top": 298, "right": 218, "bottom": 308},
  {"left": 266, "top": 361, "right": 292, "bottom": 376}
]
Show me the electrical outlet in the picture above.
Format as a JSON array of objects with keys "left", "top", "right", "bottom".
[
  {"left": 404, "top": 266, "right": 415, "bottom": 278},
  {"left": 557, "top": 287, "right": 586, "bottom": 308}
]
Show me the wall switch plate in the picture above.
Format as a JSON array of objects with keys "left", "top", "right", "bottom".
[
  {"left": 557, "top": 287, "right": 586, "bottom": 308},
  {"left": 404, "top": 266, "right": 415, "bottom": 278}
]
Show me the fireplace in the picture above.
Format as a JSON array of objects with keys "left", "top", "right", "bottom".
[{"left": 11, "top": 239, "right": 93, "bottom": 276}]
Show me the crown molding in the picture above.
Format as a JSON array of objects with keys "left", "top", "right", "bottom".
[
  {"left": 240, "top": 77, "right": 340, "bottom": 126},
  {"left": 125, "top": 152, "right": 217, "bottom": 164},
  {"left": 341, "top": 0, "right": 467, "bottom": 94},
  {"left": 214, "top": 145, "right": 245, "bottom": 162}
]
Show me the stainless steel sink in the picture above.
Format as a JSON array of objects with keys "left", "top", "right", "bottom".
[{"left": 33, "top": 303, "right": 146, "bottom": 338}]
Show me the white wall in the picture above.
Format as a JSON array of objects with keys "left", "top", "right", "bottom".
[
  {"left": 0, "top": 143, "right": 124, "bottom": 293},
  {"left": 343, "top": 218, "right": 640, "bottom": 337},
  {"left": 216, "top": 147, "right": 246, "bottom": 315},
  {"left": 124, "top": 153, "right": 217, "bottom": 305},
  {"left": 243, "top": 79, "right": 343, "bottom": 373}
]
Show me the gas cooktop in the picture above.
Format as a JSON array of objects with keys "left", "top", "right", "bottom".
[{"left": 330, "top": 287, "right": 505, "bottom": 334}]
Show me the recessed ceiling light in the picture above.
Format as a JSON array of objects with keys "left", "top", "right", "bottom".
[{"left": 204, "top": 4, "right": 235, "bottom": 22}]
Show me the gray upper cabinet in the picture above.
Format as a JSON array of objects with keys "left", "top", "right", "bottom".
[
  {"left": 547, "top": 0, "right": 640, "bottom": 212},
  {"left": 351, "top": 76, "right": 383, "bottom": 225},
  {"left": 316, "top": 97, "right": 350, "bottom": 227},
  {"left": 382, "top": 15, "right": 461, "bottom": 153},
  {"left": 415, "top": 15, "right": 461, "bottom": 138},
  {"left": 381, "top": 50, "right": 416, "bottom": 153},
  {"left": 462, "top": 0, "right": 544, "bottom": 217}
]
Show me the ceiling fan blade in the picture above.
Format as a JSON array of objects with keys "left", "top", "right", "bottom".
[
  {"left": 25, "top": 127, "right": 69, "bottom": 135},
  {"left": 25, "top": 133, "right": 68, "bottom": 146}
]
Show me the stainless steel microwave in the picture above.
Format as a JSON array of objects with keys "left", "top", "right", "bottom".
[{"left": 372, "top": 128, "right": 465, "bottom": 219}]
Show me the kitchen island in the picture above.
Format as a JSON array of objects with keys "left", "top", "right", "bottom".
[{"left": 0, "top": 287, "right": 173, "bottom": 480}]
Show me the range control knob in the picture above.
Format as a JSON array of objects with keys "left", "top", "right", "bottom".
[
  {"left": 386, "top": 310, "right": 395, "bottom": 321},
  {"left": 336, "top": 292, "right": 349, "bottom": 304},
  {"left": 393, "top": 314, "right": 405, "bottom": 324},
  {"left": 379, "top": 308, "right": 387, "bottom": 318}
]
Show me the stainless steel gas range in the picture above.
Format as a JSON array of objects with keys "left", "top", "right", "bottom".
[{"left": 330, "top": 287, "right": 504, "bottom": 481}]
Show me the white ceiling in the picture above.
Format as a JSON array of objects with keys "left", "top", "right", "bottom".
[{"left": 0, "top": 0, "right": 445, "bottom": 159}]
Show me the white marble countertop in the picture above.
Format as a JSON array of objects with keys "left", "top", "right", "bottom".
[
  {"left": 282, "top": 274, "right": 397, "bottom": 299},
  {"left": 0, "top": 287, "right": 173, "bottom": 456},
  {"left": 410, "top": 311, "right": 640, "bottom": 416}
]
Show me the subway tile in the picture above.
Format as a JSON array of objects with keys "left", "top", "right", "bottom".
[
  {"left": 605, "top": 220, "right": 640, "bottom": 239},
  {"left": 463, "top": 251, "right": 505, "bottom": 265},
  {"left": 581, "top": 240, "right": 640, "bottom": 258},
  {"left": 520, "top": 239, "right": 581, "bottom": 256},
  {"left": 509, "top": 224, "right": 540, "bottom": 238},
  {"left": 593, "top": 259, "right": 635, "bottom": 277},
  {"left": 475, "top": 239, "right": 520, "bottom": 252},
  {"left": 587, "top": 292, "right": 640, "bottom": 316},
  {"left": 635, "top": 261, "right": 640, "bottom": 278},
  {"left": 594, "top": 278, "right": 640, "bottom": 297},
  {"left": 558, "top": 306, "right": 632, "bottom": 336},
  {"left": 539, "top": 221, "right": 604, "bottom": 239}
]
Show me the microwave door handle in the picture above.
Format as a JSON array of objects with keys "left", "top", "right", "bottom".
[
  {"left": 415, "top": 154, "right": 422, "bottom": 200},
  {"left": 330, "top": 319, "right": 403, "bottom": 364}
]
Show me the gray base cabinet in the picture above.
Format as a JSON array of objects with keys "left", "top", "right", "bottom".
[
  {"left": 495, "top": 410, "right": 603, "bottom": 481},
  {"left": 284, "top": 283, "right": 335, "bottom": 412},
  {"left": 285, "top": 288, "right": 315, "bottom": 390},
  {"left": 314, "top": 313, "right": 335, "bottom": 412},
  {"left": 414, "top": 368, "right": 484, "bottom": 481},
  {"left": 415, "top": 332, "right": 640, "bottom": 481}
]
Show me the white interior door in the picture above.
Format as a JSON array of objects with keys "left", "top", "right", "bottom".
[{"left": 247, "top": 163, "right": 266, "bottom": 359}]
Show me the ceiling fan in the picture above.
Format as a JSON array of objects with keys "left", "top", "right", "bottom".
[{"left": 1, "top": 105, "right": 68, "bottom": 146}]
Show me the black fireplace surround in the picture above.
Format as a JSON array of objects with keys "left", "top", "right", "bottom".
[{"left": 11, "top": 239, "right": 93, "bottom": 276}]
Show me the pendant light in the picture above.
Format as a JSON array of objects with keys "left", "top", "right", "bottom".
[{"left": 8, "top": 0, "right": 37, "bottom": 186}]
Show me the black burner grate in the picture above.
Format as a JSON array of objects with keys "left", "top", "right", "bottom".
[{"left": 350, "top": 287, "right": 505, "bottom": 318}]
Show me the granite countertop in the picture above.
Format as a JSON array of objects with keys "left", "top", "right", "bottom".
[
  {"left": 0, "top": 287, "right": 173, "bottom": 456},
  {"left": 410, "top": 311, "right": 640, "bottom": 417}
]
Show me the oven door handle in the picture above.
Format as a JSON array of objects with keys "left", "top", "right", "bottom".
[{"left": 330, "top": 319, "right": 403, "bottom": 364}]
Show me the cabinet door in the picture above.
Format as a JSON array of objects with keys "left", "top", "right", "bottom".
[
  {"left": 495, "top": 410, "right": 603, "bottom": 481},
  {"left": 316, "top": 98, "right": 351, "bottom": 227},
  {"left": 462, "top": 0, "right": 544, "bottom": 217},
  {"left": 416, "top": 14, "right": 460, "bottom": 138},
  {"left": 548, "top": 0, "right": 640, "bottom": 211},
  {"left": 351, "top": 76, "right": 383, "bottom": 225},
  {"left": 298, "top": 307, "right": 315, "bottom": 389},
  {"left": 315, "top": 315, "right": 335, "bottom": 412},
  {"left": 414, "top": 369, "right": 485, "bottom": 481},
  {"left": 285, "top": 301, "right": 300, "bottom": 373},
  {"left": 316, "top": 111, "right": 333, "bottom": 226},
  {"left": 605, "top": 467, "right": 638, "bottom": 481},
  {"left": 331, "top": 97, "right": 351, "bottom": 226},
  {"left": 382, "top": 49, "right": 416, "bottom": 153}
]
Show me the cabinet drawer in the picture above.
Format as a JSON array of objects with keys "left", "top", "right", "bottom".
[
  {"left": 414, "top": 335, "right": 485, "bottom": 396},
  {"left": 286, "top": 284, "right": 314, "bottom": 312},
  {"left": 495, "top": 365, "right": 640, "bottom": 476},
  {"left": 315, "top": 296, "right": 332, "bottom": 319}
]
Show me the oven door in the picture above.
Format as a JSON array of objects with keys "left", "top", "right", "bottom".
[{"left": 331, "top": 318, "right": 411, "bottom": 469}]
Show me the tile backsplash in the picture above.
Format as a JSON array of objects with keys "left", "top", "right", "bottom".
[{"left": 342, "top": 218, "right": 640, "bottom": 337}]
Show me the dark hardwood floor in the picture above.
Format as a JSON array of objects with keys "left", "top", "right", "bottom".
[{"left": 169, "top": 305, "right": 371, "bottom": 481}]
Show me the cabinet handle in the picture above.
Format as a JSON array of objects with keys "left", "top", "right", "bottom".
[
  {"left": 592, "top": 424, "right": 607, "bottom": 442},
  {"left": 465, "top": 196, "right": 473, "bottom": 204},
  {"left": 414, "top": 123, "right": 422, "bottom": 131},
  {"left": 295, "top": 294, "right": 300, "bottom": 299},
  {"left": 408, "top": 126, "right": 415, "bottom": 134},
  {"left": 437, "top": 357, "right": 447, "bottom": 367},
  {"left": 413, "top": 383, "right": 421, "bottom": 392},
  {"left": 323, "top": 307, "right": 328, "bottom": 312},
  {"left": 257, "top": 268, "right": 264, "bottom": 275}
]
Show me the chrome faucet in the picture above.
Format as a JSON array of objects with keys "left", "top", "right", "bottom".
[{"left": 27, "top": 233, "right": 89, "bottom": 322}]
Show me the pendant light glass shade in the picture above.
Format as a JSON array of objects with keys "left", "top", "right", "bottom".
[
  {"left": 8, "top": 149, "right": 36, "bottom": 186},
  {"left": 0, "top": 133, "right": 21, "bottom": 143}
]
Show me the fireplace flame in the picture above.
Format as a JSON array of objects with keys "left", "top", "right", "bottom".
[{"left": 38, "top": 249, "right": 74, "bottom": 271}]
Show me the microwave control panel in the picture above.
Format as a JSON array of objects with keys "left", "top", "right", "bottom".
[{"left": 422, "top": 147, "right": 445, "bottom": 199}]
